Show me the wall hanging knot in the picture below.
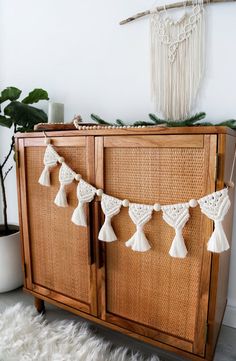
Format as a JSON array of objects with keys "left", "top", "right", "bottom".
[
  {"left": 126, "top": 203, "right": 154, "bottom": 252},
  {"left": 198, "top": 188, "right": 231, "bottom": 253},
  {"left": 98, "top": 194, "right": 122, "bottom": 242},
  {"left": 54, "top": 161, "right": 76, "bottom": 207},
  {"left": 71, "top": 180, "right": 96, "bottom": 227},
  {"left": 38, "top": 144, "right": 59, "bottom": 186},
  {"left": 162, "top": 202, "right": 191, "bottom": 258}
]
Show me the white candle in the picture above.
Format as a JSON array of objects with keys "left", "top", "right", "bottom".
[{"left": 48, "top": 102, "right": 64, "bottom": 123}]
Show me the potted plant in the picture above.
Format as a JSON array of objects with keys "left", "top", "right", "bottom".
[{"left": 0, "top": 87, "right": 49, "bottom": 292}]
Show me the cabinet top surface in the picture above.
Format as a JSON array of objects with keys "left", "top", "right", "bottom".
[{"left": 15, "top": 125, "right": 236, "bottom": 138}]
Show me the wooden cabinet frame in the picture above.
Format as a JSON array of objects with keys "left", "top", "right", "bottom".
[
  {"left": 15, "top": 127, "right": 236, "bottom": 361},
  {"left": 17, "top": 136, "right": 97, "bottom": 316}
]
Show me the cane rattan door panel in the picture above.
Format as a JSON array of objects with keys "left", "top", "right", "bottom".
[
  {"left": 96, "top": 135, "right": 217, "bottom": 354},
  {"left": 18, "top": 136, "right": 97, "bottom": 315}
]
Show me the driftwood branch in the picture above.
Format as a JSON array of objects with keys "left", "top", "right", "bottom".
[{"left": 119, "top": 0, "right": 236, "bottom": 25}]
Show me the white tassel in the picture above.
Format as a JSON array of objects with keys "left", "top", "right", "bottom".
[
  {"left": 38, "top": 145, "right": 59, "bottom": 186},
  {"left": 126, "top": 225, "right": 151, "bottom": 252},
  {"left": 99, "top": 217, "right": 117, "bottom": 242},
  {"left": 198, "top": 188, "right": 231, "bottom": 253},
  {"left": 71, "top": 201, "right": 87, "bottom": 226},
  {"left": 125, "top": 203, "right": 153, "bottom": 252},
  {"left": 71, "top": 180, "right": 96, "bottom": 227},
  {"left": 98, "top": 194, "right": 122, "bottom": 242},
  {"left": 162, "top": 203, "right": 190, "bottom": 258},
  {"left": 54, "top": 162, "right": 76, "bottom": 207},
  {"left": 38, "top": 165, "right": 51, "bottom": 186},
  {"left": 207, "top": 220, "right": 230, "bottom": 253},
  {"left": 54, "top": 184, "right": 68, "bottom": 207},
  {"left": 168, "top": 229, "right": 188, "bottom": 258}
]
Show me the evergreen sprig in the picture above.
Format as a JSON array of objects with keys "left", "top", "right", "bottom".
[{"left": 90, "top": 113, "right": 236, "bottom": 130}]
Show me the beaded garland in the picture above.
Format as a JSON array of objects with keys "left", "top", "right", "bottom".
[{"left": 38, "top": 137, "right": 233, "bottom": 257}]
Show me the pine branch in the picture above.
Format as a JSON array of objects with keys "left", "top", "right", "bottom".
[
  {"left": 115, "top": 119, "right": 125, "bottom": 126},
  {"left": 133, "top": 120, "right": 156, "bottom": 126},
  {"left": 184, "top": 112, "right": 206, "bottom": 124},
  {"left": 148, "top": 113, "right": 166, "bottom": 124},
  {"left": 90, "top": 113, "right": 111, "bottom": 125}
]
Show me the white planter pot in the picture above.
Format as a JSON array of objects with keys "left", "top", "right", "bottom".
[{"left": 0, "top": 225, "right": 23, "bottom": 293}]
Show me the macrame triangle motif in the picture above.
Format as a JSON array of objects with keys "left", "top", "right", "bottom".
[
  {"left": 126, "top": 203, "right": 153, "bottom": 252},
  {"left": 198, "top": 188, "right": 231, "bottom": 253},
  {"left": 54, "top": 162, "right": 75, "bottom": 207},
  {"left": 98, "top": 194, "right": 122, "bottom": 242},
  {"left": 71, "top": 180, "right": 96, "bottom": 227},
  {"left": 38, "top": 145, "right": 59, "bottom": 186},
  {"left": 162, "top": 203, "right": 190, "bottom": 258}
]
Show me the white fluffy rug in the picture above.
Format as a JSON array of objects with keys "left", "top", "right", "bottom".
[{"left": 0, "top": 303, "right": 160, "bottom": 361}]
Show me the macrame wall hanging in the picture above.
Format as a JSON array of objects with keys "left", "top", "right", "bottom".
[
  {"left": 38, "top": 135, "right": 236, "bottom": 258},
  {"left": 150, "top": 1, "right": 205, "bottom": 120}
]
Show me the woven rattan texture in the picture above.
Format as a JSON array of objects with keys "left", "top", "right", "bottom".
[
  {"left": 104, "top": 147, "right": 208, "bottom": 341},
  {"left": 26, "top": 146, "right": 90, "bottom": 303}
]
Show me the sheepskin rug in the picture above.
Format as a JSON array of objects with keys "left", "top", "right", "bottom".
[{"left": 0, "top": 303, "right": 160, "bottom": 361}]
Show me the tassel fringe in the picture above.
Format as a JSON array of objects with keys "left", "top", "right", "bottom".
[
  {"left": 98, "top": 217, "right": 117, "bottom": 242},
  {"left": 38, "top": 166, "right": 51, "bottom": 186},
  {"left": 71, "top": 202, "right": 87, "bottom": 227},
  {"left": 169, "top": 229, "right": 188, "bottom": 258},
  {"left": 54, "top": 184, "right": 68, "bottom": 207},
  {"left": 207, "top": 220, "right": 230, "bottom": 253},
  {"left": 126, "top": 227, "right": 151, "bottom": 252}
]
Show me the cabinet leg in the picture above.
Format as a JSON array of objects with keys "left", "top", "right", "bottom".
[{"left": 34, "top": 297, "right": 45, "bottom": 314}]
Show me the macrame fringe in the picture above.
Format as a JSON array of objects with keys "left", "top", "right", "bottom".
[
  {"left": 54, "top": 184, "right": 68, "bottom": 207},
  {"left": 38, "top": 166, "right": 51, "bottom": 187},
  {"left": 98, "top": 217, "right": 117, "bottom": 242},
  {"left": 162, "top": 203, "right": 190, "bottom": 258},
  {"left": 126, "top": 226, "right": 151, "bottom": 252},
  {"left": 71, "top": 201, "right": 87, "bottom": 227},
  {"left": 207, "top": 220, "right": 230, "bottom": 253},
  {"left": 71, "top": 180, "right": 96, "bottom": 227},
  {"left": 150, "top": 3, "right": 205, "bottom": 120},
  {"left": 169, "top": 229, "right": 188, "bottom": 258},
  {"left": 98, "top": 194, "right": 122, "bottom": 242},
  {"left": 198, "top": 188, "right": 231, "bottom": 254}
]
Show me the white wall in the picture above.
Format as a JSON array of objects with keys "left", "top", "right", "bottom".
[{"left": 0, "top": 0, "right": 236, "bottom": 324}]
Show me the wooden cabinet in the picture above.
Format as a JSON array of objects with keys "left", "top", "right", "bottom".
[{"left": 15, "top": 127, "right": 236, "bottom": 361}]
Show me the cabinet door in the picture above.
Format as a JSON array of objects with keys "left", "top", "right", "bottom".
[
  {"left": 95, "top": 134, "right": 217, "bottom": 355},
  {"left": 17, "top": 136, "right": 97, "bottom": 316}
]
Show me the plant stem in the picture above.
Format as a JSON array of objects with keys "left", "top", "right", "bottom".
[
  {"left": 2, "top": 136, "right": 14, "bottom": 168},
  {"left": 0, "top": 164, "right": 8, "bottom": 232}
]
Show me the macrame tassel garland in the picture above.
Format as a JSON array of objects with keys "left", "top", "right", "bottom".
[
  {"left": 162, "top": 203, "right": 190, "bottom": 258},
  {"left": 38, "top": 145, "right": 59, "bottom": 186},
  {"left": 126, "top": 203, "right": 153, "bottom": 252},
  {"left": 98, "top": 194, "right": 122, "bottom": 242},
  {"left": 198, "top": 188, "right": 231, "bottom": 253},
  {"left": 54, "top": 162, "right": 76, "bottom": 207},
  {"left": 71, "top": 180, "right": 96, "bottom": 227},
  {"left": 150, "top": 2, "right": 205, "bottom": 120}
]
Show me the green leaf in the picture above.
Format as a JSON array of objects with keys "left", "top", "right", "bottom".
[
  {"left": 0, "top": 115, "right": 13, "bottom": 128},
  {"left": 90, "top": 113, "right": 111, "bottom": 125},
  {"left": 22, "top": 88, "right": 49, "bottom": 104},
  {"left": 4, "top": 101, "right": 47, "bottom": 131},
  {"left": 0, "top": 87, "right": 21, "bottom": 104}
]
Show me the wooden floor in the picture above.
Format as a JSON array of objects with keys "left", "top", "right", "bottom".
[{"left": 0, "top": 288, "right": 235, "bottom": 361}]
